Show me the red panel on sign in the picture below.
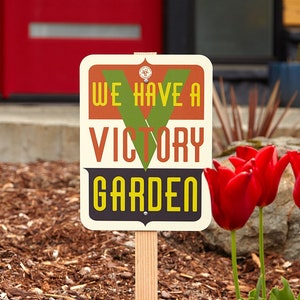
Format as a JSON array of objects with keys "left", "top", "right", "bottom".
[
  {"left": 1, "top": 0, "right": 162, "bottom": 97},
  {"left": 88, "top": 63, "right": 205, "bottom": 120}
]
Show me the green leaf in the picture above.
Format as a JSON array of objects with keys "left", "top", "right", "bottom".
[
  {"left": 102, "top": 69, "right": 190, "bottom": 170},
  {"left": 269, "top": 277, "right": 295, "bottom": 300},
  {"left": 248, "top": 289, "right": 258, "bottom": 300},
  {"left": 248, "top": 275, "right": 263, "bottom": 300},
  {"left": 297, "top": 293, "right": 300, "bottom": 300}
]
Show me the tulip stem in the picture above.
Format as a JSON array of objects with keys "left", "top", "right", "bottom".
[
  {"left": 259, "top": 207, "right": 267, "bottom": 299},
  {"left": 231, "top": 230, "right": 241, "bottom": 300}
]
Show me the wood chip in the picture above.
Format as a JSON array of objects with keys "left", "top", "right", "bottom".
[
  {"left": 19, "top": 262, "right": 30, "bottom": 275},
  {"left": 1, "top": 161, "right": 300, "bottom": 300},
  {"left": 179, "top": 273, "right": 194, "bottom": 279},
  {"left": 251, "top": 252, "right": 261, "bottom": 268},
  {"left": 44, "top": 294, "right": 76, "bottom": 300}
]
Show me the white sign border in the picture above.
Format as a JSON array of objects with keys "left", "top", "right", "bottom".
[{"left": 80, "top": 54, "right": 212, "bottom": 231}]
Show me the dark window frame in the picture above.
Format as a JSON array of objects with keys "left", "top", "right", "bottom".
[{"left": 164, "top": 0, "right": 285, "bottom": 64}]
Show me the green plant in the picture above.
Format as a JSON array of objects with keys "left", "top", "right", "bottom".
[
  {"left": 213, "top": 79, "right": 297, "bottom": 153},
  {"left": 204, "top": 145, "right": 300, "bottom": 299}
]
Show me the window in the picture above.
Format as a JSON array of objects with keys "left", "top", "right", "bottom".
[{"left": 165, "top": 0, "right": 284, "bottom": 63}]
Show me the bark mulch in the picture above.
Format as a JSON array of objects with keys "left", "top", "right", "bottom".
[{"left": 0, "top": 161, "right": 299, "bottom": 300}]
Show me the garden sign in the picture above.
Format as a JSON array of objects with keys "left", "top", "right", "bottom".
[{"left": 80, "top": 54, "right": 212, "bottom": 232}]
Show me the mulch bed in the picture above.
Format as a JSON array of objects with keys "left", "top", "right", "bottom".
[{"left": 0, "top": 161, "right": 299, "bottom": 299}]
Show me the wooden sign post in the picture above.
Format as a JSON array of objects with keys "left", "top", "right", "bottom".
[
  {"left": 80, "top": 54, "right": 212, "bottom": 299},
  {"left": 134, "top": 52, "right": 158, "bottom": 300},
  {"left": 135, "top": 231, "right": 157, "bottom": 299}
]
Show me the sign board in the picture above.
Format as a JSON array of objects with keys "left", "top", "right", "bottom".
[{"left": 80, "top": 54, "right": 212, "bottom": 231}]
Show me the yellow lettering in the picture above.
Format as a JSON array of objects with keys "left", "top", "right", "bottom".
[
  {"left": 145, "top": 82, "right": 156, "bottom": 106},
  {"left": 91, "top": 174, "right": 201, "bottom": 214},
  {"left": 134, "top": 82, "right": 144, "bottom": 106},
  {"left": 166, "top": 177, "right": 181, "bottom": 212},
  {"left": 129, "top": 177, "right": 144, "bottom": 212},
  {"left": 158, "top": 82, "right": 171, "bottom": 106},
  {"left": 93, "top": 176, "right": 106, "bottom": 211},
  {"left": 184, "top": 177, "right": 198, "bottom": 212},
  {"left": 148, "top": 177, "right": 162, "bottom": 211},
  {"left": 190, "top": 82, "right": 201, "bottom": 107},
  {"left": 172, "top": 82, "right": 183, "bottom": 106},
  {"left": 110, "top": 176, "right": 125, "bottom": 211},
  {"left": 111, "top": 82, "right": 122, "bottom": 106},
  {"left": 92, "top": 82, "right": 108, "bottom": 106}
]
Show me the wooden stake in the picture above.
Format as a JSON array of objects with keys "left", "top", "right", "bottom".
[
  {"left": 135, "top": 231, "right": 158, "bottom": 300},
  {"left": 133, "top": 52, "right": 158, "bottom": 300}
]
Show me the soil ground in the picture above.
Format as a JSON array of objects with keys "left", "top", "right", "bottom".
[{"left": 0, "top": 161, "right": 299, "bottom": 300}]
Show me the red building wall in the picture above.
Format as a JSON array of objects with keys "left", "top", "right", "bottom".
[{"left": 0, "top": 0, "right": 162, "bottom": 98}]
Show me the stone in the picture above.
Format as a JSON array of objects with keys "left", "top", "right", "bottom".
[{"left": 203, "top": 137, "right": 300, "bottom": 260}]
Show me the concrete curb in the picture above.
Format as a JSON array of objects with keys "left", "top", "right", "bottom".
[
  {"left": 0, "top": 104, "right": 299, "bottom": 162},
  {"left": 0, "top": 104, "right": 79, "bottom": 162}
]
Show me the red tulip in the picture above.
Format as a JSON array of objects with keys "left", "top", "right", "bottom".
[
  {"left": 229, "top": 145, "right": 262, "bottom": 173},
  {"left": 288, "top": 151, "right": 300, "bottom": 208},
  {"left": 204, "top": 160, "right": 261, "bottom": 230},
  {"left": 229, "top": 145, "right": 289, "bottom": 207}
]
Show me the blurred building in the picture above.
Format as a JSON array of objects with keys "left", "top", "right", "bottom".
[{"left": 0, "top": 0, "right": 299, "bottom": 104}]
